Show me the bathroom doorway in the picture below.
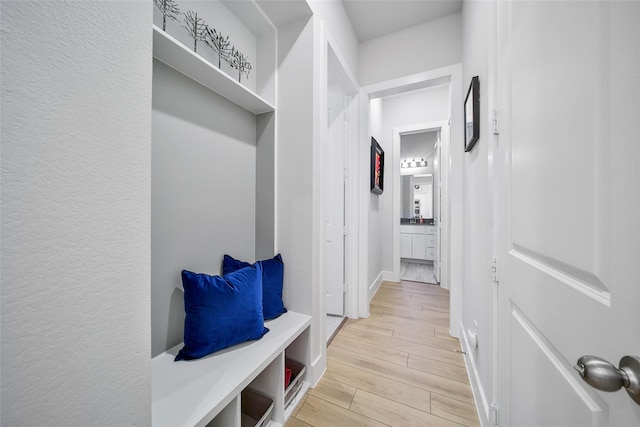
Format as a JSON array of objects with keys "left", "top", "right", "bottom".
[{"left": 399, "top": 129, "right": 441, "bottom": 284}]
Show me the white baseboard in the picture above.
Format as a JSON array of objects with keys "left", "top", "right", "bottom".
[
  {"left": 309, "top": 352, "right": 326, "bottom": 388},
  {"left": 381, "top": 270, "right": 395, "bottom": 282},
  {"left": 368, "top": 271, "right": 384, "bottom": 301},
  {"left": 460, "top": 323, "right": 492, "bottom": 427}
]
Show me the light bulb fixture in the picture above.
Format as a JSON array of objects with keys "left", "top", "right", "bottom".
[{"left": 400, "top": 158, "right": 428, "bottom": 168}]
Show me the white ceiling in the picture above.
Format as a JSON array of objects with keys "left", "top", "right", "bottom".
[
  {"left": 342, "top": 0, "right": 463, "bottom": 42},
  {"left": 401, "top": 131, "right": 437, "bottom": 161}
]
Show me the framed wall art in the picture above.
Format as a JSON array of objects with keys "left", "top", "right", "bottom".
[
  {"left": 464, "top": 76, "right": 480, "bottom": 152},
  {"left": 370, "top": 137, "right": 384, "bottom": 195}
]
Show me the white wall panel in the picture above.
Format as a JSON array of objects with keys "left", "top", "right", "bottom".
[
  {"left": 459, "top": 1, "right": 496, "bottom": 422},
  {"left": 367, "top": 98, "right": 384, "bottom": 287},
  {"left": 510, "top": 306, "right": 606, "bottom": 426},
  {"left": 151, "top": 60, "right": 257, "bottom": 356},
  {"left": 276, "top": 16, "right": 322, "bottom": 377}
]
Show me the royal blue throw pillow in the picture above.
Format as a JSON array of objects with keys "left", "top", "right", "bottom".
[
  {"left": 175, "top": 264, "right": 269, "bottom": 361},
  {"left": 223, "top": 254, "right": 287, "bottom": 320}
]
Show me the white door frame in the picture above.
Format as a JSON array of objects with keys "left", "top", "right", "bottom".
[
  {"left": 391, "top": 121, "right": 448, "bottom": 283},
  {"left": 358, "top": 64, "right": 464, "bottom": 337},
  {"left": 316, "top": 22, "right": 359, "bottom": 328}
]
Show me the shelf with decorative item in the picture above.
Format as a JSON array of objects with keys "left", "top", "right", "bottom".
[{"left": 152, "top": 24, "right": 274, "bottom": 115}]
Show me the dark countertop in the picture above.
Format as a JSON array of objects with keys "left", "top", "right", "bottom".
[{"left": 401, "top": 218, "right": 434, "bottom": 225}]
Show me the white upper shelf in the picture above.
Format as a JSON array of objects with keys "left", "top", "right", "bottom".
[{"left": 152, "top": 25, "right": 275, "bottom": 115}]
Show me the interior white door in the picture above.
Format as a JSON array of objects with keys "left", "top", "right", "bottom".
[
  {"left": 496, "top": 1, "right": 640, "bottom": 425},
  {"left": 325, "top": 101, "right": 345, "bottom": 316},
  {"left": 434, "top": 128, "right": 446, "bottom": 283},
  {"left": 433, "top": 129, "right": 444, "bottom": 283}
]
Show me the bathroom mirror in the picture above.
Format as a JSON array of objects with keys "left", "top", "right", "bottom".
[{"left": 401, "top": 174, "right": 433, "bottom": 220}]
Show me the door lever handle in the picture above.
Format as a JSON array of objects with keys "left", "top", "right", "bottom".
[{"left": 574, "top": 355, "right": 640, "bottom": 405}]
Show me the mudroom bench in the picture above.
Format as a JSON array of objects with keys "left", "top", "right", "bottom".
[{"left": 152, "top": 311, "right": 311, "bottom": 427}]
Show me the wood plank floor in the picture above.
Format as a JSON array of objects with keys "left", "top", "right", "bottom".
[{"left": 285, "top": 281, "right": 480, "bottom": 427}]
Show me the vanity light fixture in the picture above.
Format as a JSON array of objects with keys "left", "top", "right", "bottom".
[{"left": 400, "top": 158, "right": 428, "bottom": 168}]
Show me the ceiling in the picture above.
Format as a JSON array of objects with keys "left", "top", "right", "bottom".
[
  {"left": 342, "top": 0, "right": 463, "bottom": 42},
  {"left": 401, "top": 131, "right": 437, "bottom": 161}
]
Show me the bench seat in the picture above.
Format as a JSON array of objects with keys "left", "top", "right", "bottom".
[{"left": 152, "top": 311, "right": 311, "bottom": 427}]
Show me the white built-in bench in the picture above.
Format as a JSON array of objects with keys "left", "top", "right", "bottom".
[{"left": 152, "top": 311, "right": 311, "bottom": 427}]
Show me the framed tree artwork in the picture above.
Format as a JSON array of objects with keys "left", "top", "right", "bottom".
[
  {"left": 464, "top": 76, "right": 480, "bottom": 152},
  {"left": 370, "top": 137, "right": 384, "bottom": 195}
]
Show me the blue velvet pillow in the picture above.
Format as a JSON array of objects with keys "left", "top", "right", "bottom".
[
  {"left": 175, "top": 264, "right": 269, "bottom": 361},
  {"left": 222, "top": 254, "right": 287, "bottom": 320}
]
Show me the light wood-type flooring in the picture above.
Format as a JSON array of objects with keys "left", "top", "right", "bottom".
[{"left": 286, "top": 281, "right": 480, "bottom": 427}]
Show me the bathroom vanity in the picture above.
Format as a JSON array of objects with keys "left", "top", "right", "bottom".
[{"left": 400, "top": 222, "right": 435, "bottom": 261}]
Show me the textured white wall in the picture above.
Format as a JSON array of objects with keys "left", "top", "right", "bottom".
[
  {"left": 359, "top": 13, "right": 462, "bottom": 87},
  {"left": 1, "top": 1, "right": 152, "bottom": 425}
]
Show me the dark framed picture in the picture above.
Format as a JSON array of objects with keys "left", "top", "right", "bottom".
[
  {"left": 464, "top": 76, "right": 480, "bottom": 152},
  {"left": 370, "top": 137, "right": 384, "bottom": 195}
]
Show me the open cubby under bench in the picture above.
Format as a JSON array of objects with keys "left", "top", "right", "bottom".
[{"left": 152, "top": 311, "right": 311, "bottom": 427}]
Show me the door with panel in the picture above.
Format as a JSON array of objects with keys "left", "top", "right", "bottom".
[
  {"left": 495, "top": 1, "right": 640, "bottom": 425},
  {"left": 325, "top": 99, "right": 345, "bottom": 317},
  {"left": 412, "top": 234, "right": 426, "bottom": 260},
  {"left": 400, "top": 233, "right": 412, "bottom": 259}
]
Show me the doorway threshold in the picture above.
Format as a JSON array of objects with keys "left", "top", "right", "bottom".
[{"left": 326, "top": 315, "right": 347, "bottom": 345}]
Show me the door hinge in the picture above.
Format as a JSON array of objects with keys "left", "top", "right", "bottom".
[
  {"left": 491, "top": 110, "right": 499, "bottom": 135},
  {"left": 344, "top": 168, "right": 349, "bottom": 180},
  {"left": 343, "top": 226, "right": 348, "bottom": 236},
  {"left": 491, "top": 257, "right": 499, "bottom": 283},
  {"left": 343, "top": 283, "right": 348, "bottom": 294},
  {"left": 490, "top": 402, "right": 499, "bottom": 426}
]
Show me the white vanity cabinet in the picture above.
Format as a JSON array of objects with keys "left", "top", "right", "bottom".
[
  {"left": 412, "top": 234, "right": 427, "bottom": 259},
  {"left": 400, "top": 233, "right": 412, "bottom": 258},
  {"left": 426, "top": 226, "right": 435, "bottom": 261},
  {"left": 400, "top": 224, "right": 435, "bottom": 261}
]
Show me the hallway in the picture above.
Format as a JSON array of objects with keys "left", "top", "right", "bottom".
[{"left": 286, "top": 281, "right": 480, "bottom": 426}]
